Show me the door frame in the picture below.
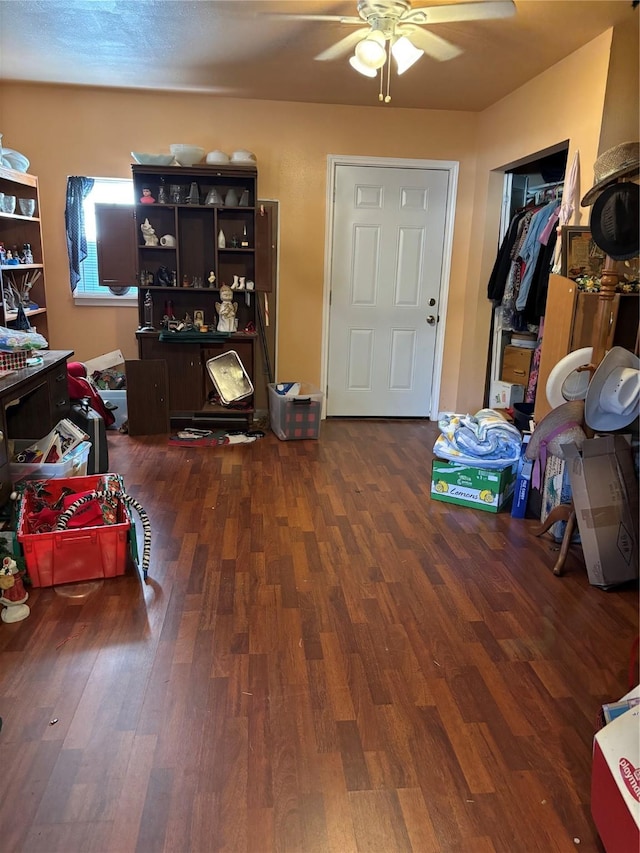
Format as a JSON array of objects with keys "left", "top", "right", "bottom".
[{"left": 322, "top": 154, "right": 459, "bottom": 420}]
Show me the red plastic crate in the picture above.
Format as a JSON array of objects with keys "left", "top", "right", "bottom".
[{"left": 17, "top": 474, "right": 131, "bottom": 588}]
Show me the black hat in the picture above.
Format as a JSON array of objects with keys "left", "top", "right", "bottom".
[{"left": 589, "top": 182, "right": 639, "bottom": 261}]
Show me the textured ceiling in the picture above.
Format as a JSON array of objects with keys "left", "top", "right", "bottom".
[{"left": 0, "top": 1, "right": 636, "bottom": 111}]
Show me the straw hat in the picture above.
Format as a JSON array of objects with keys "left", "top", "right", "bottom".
[
  {"left": 525, "top": 401, "right": 586, "bottom": 462},
  {"left": 581, "top": 141, "right": 640, "bottom": 207},
  {"left": 589, "top": 182, "right": 640, "bottom": 261},
  {"left": 585, "top": 347, "right": 640, "bottom": 431}
]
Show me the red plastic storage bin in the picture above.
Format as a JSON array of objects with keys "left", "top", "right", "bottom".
[{"left": 17, "top": 474, "right": 131, "bottom": 588}]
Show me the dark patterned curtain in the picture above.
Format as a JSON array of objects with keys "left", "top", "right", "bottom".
[{"left": 65, "top": 177, "right": 94, "bottom": 292}]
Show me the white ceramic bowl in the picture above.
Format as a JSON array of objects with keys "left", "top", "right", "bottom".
[
  {"left": 169, "top": 145, "right": 205, "bottom": 167},
  {"left": 206, "top": 150, "right": 230, "bottom": 164},
  {"left": 1, "top": 148, "right": 30, "bottom": 172},
  {"left": 231, "top": 149, "right": 256, "bottom": 163},
  {"left": 131, "top": 152, "right": 175, "bottom": 166}
]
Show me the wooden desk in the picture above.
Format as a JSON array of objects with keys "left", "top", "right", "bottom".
[{"left": 0, "top": 350, "right": 73, "bottom": 504}]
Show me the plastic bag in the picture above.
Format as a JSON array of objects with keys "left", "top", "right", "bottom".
[{"left": 0, "top": 326, "right": 48, "bottom": 351}]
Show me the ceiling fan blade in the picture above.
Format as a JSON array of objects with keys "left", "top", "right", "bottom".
[
  {"left": 403, "top": 27, "right": 463, "bottom": 62},
  {"left": 261, "top": 14, "right": 362, "bottom": 24},
  {"left": 315, "top": 28, "right": 370, "bottom": 61},
  {"left": 403, "top": 1, "right": 516, "bottom": 25}
]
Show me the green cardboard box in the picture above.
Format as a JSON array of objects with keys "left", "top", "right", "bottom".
[{"left": 431, "top": 458, "right": 517, "bottom": 512}]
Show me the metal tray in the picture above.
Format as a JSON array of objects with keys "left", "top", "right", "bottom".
[{"left": 205, "top": 351, "right": 254, "bottom": 404}]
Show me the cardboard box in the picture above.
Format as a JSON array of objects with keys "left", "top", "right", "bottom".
[
  {"left": 591, "top": 685, "right": 640, "bottom": 853},
  {"left": 84, "top": 349, "right": 125, "bottom": 376},
  {"left": 564, "top": 435, "right": 639, "bottom": 588},
  {"left": 489, "top": 380, "right": 525, "bottom": 409},
  {"left": 431, "top": 459, "right": 517, "bottom": 512}
]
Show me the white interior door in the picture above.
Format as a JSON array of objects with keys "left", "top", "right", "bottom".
[{"left": 327, "top": 163, "right": 450, "bottom": 416}]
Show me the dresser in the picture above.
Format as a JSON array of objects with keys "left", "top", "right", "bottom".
[{"left": 0, "top": 349, "right": 73, "bottom": 504}]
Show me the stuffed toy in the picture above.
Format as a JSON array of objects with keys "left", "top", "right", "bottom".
[{"left": 0, "top": 557, "right": 30, "bottom": 623}]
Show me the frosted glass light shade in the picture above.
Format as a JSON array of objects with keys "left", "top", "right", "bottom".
[
  {"left": 392, "top": 35, "right": 424, "bottom": 74},
  {"left": 355, "top": 31, "right": 387, "bottom": 69},
  {"left": 349, "top": 54, "right": 378, "bottom": 77}
]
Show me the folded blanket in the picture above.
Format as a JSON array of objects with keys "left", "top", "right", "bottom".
[{"left": 434, "top": 409, "right": 522, "bottom": 468}]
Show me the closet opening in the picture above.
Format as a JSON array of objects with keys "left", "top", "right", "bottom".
[{"left": 485, "top": 141, "right": 570, "bottom": 413}]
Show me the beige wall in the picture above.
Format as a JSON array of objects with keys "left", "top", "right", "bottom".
[
  {"left": 457, "top": 29, "right": 615, "bottom": 414},
  {"left": 0, "top": 27, "right": 622, "bottom": 413}
]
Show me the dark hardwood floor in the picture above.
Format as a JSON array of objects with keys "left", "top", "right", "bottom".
[{"left": 0, "top": 419, "right": 637, "bottom": 853}]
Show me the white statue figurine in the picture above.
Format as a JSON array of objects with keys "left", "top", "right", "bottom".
[
  {"left": 141, "top": 218, "right": 159, "bottom": 246},
  {"left": 216, "top": 284, "right": 238, "bottom": 333}
]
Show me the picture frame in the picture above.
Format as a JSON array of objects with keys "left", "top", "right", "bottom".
[
  {"left": 193, "top": 309, "right": 205, "bottom": 328},
  {"left": 561, "top": 226, "right": 606, "bottom": 280}
]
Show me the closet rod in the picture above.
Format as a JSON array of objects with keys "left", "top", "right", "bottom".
[{"left": 526, "top": 180, "right": 564, "bottom": 193}]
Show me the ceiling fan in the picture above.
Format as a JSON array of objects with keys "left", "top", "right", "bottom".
[{"left": 270, "top": 1, "right": 516, "bottom": 102}]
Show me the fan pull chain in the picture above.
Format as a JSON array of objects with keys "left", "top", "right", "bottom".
[{"left": 384, "top": 39, "right": 392, "bottom": 103}]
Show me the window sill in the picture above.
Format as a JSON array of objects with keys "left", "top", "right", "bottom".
[{"left": 73, "top": 293, "right": 137, "bottom": 307}]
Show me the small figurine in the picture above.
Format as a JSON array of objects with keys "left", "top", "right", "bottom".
[
  {"left": 208, "top": 270, "right": 216, "bottom": 287},
  {"left": 140, "top": 187, "right": 156, "bottom": 204},
  {"left": 216, "top": 284, "right": 238, "bottom": 333},
  {"left": 0, "top": 557, "right": 29, "bottom": 623},
  {"left": 156, "top": 266, "right": 173, "bottom": 286},
  {"left": 140, "top": 219, "right": 159, "bottom": 246}
]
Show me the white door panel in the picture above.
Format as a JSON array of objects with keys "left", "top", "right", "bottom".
[{"left": 327, "top": 164, "right": 449, "bottom": 416}]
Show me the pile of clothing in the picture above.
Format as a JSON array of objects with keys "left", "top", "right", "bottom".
[{"left": 434, "top": 408, "right": 522, "bottom": 469}]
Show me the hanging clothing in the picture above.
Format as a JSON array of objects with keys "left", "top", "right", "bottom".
[
  {"left": 523, "top": 228, "right": 558, "bottom": 325},
  {"left": 552, "top": 150, "right": 580, "bottom": 273},
  {"left": 501, "top": 209, "right": 536, "bottom": 331},
  {"left": 487, "top": 209, "right": 528, "bottom": 303},
  {"left": 515, "top": 202, "right": 559, "bottom": 312}
]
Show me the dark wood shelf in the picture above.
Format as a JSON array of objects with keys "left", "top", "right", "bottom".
[{"left": 132, "top": 161, "right": 258, "bottom": 428}]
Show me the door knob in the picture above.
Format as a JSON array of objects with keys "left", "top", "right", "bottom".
[{"left": 426, "top": 315, "right": 436, "bottom": 325}]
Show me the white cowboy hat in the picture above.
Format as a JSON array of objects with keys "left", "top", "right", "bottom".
[
  {"left": 585, "top": 346, "right": 640, "bottom": 431},
  {"left": 546, "top": 347, "right": 593, "bottom": 409}
]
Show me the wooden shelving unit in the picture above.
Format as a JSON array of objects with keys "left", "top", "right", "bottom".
[
  {"left": 130, "top": 163, "right": 260, "bottom": 427},
  {"left": 0, "top": 165, "right": 48, "bottom": 341}
]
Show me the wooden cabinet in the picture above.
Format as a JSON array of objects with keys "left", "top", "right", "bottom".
[
  {"left": 0, "top": 351, "right": 73, "bottom": 500},
  {"left": 534, "top": 274, "right": 639, "bottom": 421},
  {"left": 0, "top": 165, "right": 48, "bottom": 340},
  {"left": 131, "top": 163, "right": 260, "bottom": 426},
  {"left": 501, "top": 345, "right": 534, "bottom": 385}
]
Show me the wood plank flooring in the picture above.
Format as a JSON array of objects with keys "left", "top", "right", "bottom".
[{"left": 0, "top": 419, "right": 637, "bottom": 852}]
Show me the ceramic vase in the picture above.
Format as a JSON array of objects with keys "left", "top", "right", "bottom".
[
  {"left": 218, "top": 229, "right": 226, "bottom": 249},
  {"left": 224, "top": 188, "right": 239, "bottom": 207}
]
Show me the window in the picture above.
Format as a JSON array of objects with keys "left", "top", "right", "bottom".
[{"left": 74, "top": 178, "right": 137, "bottom": 305}]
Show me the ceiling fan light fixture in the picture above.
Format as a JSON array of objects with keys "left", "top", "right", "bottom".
[
  {"left": 354, "top": 30, "right": 387, "bottom": 69},
  {"left": 392, "top": 35, "right": 424, "bottom": 74},
  {"left": 349, "top": 54, "right": 378, "bottom": 77}
]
